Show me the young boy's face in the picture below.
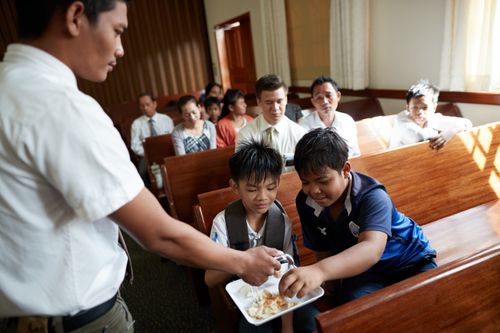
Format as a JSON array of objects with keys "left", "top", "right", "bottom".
[
  {"left": 407, "top": 95, "right": 437, "bottom": 128},
  {"left": 207, "top": 104, "right": 221, "bottom": 121},
  {"left": 300, "top": 164, "right": 350, "bottom": 208},
  {"left": 231, "top": 175, "right": 279, "bottom": 216}
]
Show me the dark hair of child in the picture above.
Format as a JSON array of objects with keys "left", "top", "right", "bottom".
[{"left": 220, "top": 89, "right": 245, "bottom": 119}]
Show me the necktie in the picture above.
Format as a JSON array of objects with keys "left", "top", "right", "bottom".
[
  {"left": 149, "top": 118, "right": 158, "bottom": 136},
  {"left": 266, "top": 126, "right": 275, "bottom": 149}
]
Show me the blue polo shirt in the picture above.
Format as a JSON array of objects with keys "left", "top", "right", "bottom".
[{"left": 296, "top": 172, "right": 436, "bottom": 272}]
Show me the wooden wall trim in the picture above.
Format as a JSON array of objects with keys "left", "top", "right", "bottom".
[{"left": 289, "top": 86, "right": 500, "bottom": 105}]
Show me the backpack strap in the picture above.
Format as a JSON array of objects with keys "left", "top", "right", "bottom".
[
  {"left": 225, "top": 200, "right": 285, "bottom": 251},
  {"left": 225, "top": 200, "right": 250, "bottom": 250}
]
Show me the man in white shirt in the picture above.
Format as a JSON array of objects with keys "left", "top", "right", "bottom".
[
  {"left": 0, "top": 1, "right": 282, "bottom": 332},
  {"left": 131, "top": 92, "right": 174, "bottom": 183},
  {"left": 299, "top": 76, "right": 360, "bottom": 157},
  {"left": 236, "top": 74, "right": 306, "bottom": 167},
  {"left": 389, "top": 80, "right": 472, "bottom": 149}
]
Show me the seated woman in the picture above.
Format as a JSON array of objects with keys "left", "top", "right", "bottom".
[
  {"left": 216, "top": 89, "right": 253, "bottom": 148},
  {"left": 172, "top": 95, "right": 216, "bottom": 155}
]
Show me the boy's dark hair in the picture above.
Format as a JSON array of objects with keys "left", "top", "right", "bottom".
[
  {"left": 294, "top": 128, "right": 348, "bottom": 176},
  {"left": 406, "top": 79, "right": 439, "bottom": 104},
  {"left": 177, "top": 95, "right": 198, "bottom": 113},
  {"left": 220, "top": 89, "right": 245, "bottom": 119},
  {"left": 230, "top": 140, "right": 283, "bottom": 184},
  {"left": 15, "top": 0, "right": 129, "bottom": 40},
  {"left": 137, "top": 92, "right": 156, "bottom": 102},
  {"left": 310, "top": 76, "right": 339, "bottom": 95},
  {"left": 204, "top": 96, "right": 221, "bottom": 109},
  {"left": 255, "top": 74, "right": 288, "bottom": 99}
]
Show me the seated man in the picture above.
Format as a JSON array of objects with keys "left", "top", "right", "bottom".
[
  {"left": 236, "top": 74, "right": 306, "bottom": 168},
  {"left": 206, "top": 140, "right": 318, "bottom": 332},
  {"left": 299, "top": 76, "right": 360, "bottom": 157},
  {"left": 389, "top": 80, "right": 472, "bottom": 149},
  {"left": 130, "top": 92, "right": 174, "bottom": 183}
]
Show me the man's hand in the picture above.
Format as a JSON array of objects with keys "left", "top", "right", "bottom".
[
  {"left": 278, "top": 265, "right": 325, "bottom": 298},
  {"left": 429, "top": 128, "right": 459, "bottom": 150},
  {"left": 239, "top": 246, "right": 283, "bottom": 286}
]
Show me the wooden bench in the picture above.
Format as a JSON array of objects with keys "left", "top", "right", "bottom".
[
  {"left": 315, "top": 243, "right": 500, "bottom": 333},
  {"left": 356, "top": 114, "right": 396, "bottom": 155},
  {"left": 162, "top": 145, "right": 235, "bottom": 226},
  {"left": 143, "top": 134, "right": 175, "bottom": 198},
  {"left": 337, "top": 97, "right": 385, "bottom": 121}
]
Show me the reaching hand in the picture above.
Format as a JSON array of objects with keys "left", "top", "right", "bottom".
[
  {"left": 429, "top": 127, "right": 459, "bottom": 150},
  {"left": 278, "top": 265, "right": 324, "bottom": 299},
  {"left": 239, "top": 246, "right": 282, "bottom": 286}
]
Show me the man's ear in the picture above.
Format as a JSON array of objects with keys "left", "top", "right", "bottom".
[
  {"left": 336, "top": 90, "right": 342, "bottom": 101},
  {"left": 342, "top": 162, "right": 351, "bottom": 178},
  {"left": 229, "top": 179, "right": 239, "bottom": 193},
  {"left": 65, "top": 1, "right": 87, "bottom": 37}
]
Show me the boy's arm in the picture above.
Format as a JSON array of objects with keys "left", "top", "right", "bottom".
[
  {"left": 281, "top": 312, "right": 293, "bottom": 333},
  {"left": 279, "top": 230, "right": 387, "bottom": 298},
  {"left": 205, "top": 269, "right": 234, "bottom": 288}
]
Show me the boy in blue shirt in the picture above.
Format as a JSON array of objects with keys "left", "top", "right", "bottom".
[
  {"left": 206, "top": 140, "right": 318, "bottom": 333},
  {"left": 279, "top": 128, "right": 437, "bottom": 304}
]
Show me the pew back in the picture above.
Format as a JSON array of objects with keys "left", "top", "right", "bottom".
[
  {"left": 163, "top": 146, "right": 235, "bottom": 225},
  {"left": 355, "top": 114, "right": 396, "bottom": 155},
  {"left": 350, "top": 121, "right": 500, "bottom": 225},
  {"left": 337, "top": 98, "right": 384, "bottom": 121},
  {"left": 144, "top": 134, "right": 175, "bottom": 195},
  {"left": 316, "top": 244, "right": 500, "bottom": 333}
]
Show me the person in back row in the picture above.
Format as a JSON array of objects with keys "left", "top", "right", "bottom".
[
  {"left": 0, "top": 0, "right": 282, "bottom": 332},
  {"left": 236, "top": 74, "right": 307, "bottom": 167},
  {"left": 299, "top": 76, "right": 360, "bottom": 157},
  {"left": 131, "top": 92, "right": 174, "bottom": 183},
  {"left": 389, "top": 80, "right": 472, "bottom": 149},
  {"left": 205, "top": 140, "right": 319, "bottom": 333},
  {"left": 172, "top": 95, "right": 217, "bottom": 155},
  {"left": 216, "top": 89, "right": 253, "bottom": 148},
  {"left": 205, "top": 96, "right": 222, "bottom": 125},
  {"left": 278, "top": 128, "right": 437, "bottom": 305}
]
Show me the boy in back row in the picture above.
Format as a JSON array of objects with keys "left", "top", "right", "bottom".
[
  {"left": 205, "top": 141, "right": 318, "bottom": 333},
  {"left": 279, "top": 128, "right": 437, "bottom": 304}
]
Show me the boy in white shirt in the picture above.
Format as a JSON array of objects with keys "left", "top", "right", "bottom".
[{"left": 389, "top": 80, "right": 472, "bottom": 149}]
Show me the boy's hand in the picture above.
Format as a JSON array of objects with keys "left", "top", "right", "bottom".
[
  {"left": 429, "top": 128, "right": 458, "bottom": 150},
  {"left": 239, "top": 246, "right": 283, "bottom": 286},
  {"left": 278, "top": 265, "right": 324, "bottom": 298}
]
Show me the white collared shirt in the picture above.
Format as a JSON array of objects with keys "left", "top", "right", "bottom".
[
  {"left": 299, "top": 110, "right": 360, "bottom": 157},
  {"left": 389, "top": 110, "right": 472, "bottom": 148},
  {"left": 130, "top": 113, "right": 174, "bottom": 156},
  {"left": 236, "top": 114, "right": 307, "bottom": 156},
  {"left": 0, "top": 44, "right": 143, "bottom": 316}
]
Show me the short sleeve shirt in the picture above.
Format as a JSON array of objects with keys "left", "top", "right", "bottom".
[{"left": 296, "top": 172, "right": 436, "bottom": 272}]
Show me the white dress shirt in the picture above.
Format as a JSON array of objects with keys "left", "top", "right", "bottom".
[
  {"left": 389, "top": 110, "right": 473, "bottom": 148},
  {"left": 299, "top": 110, "right": 360, "bottom": 157},
  {"left": 236, "top": 114, "right": 307, "bottom": 156},
  {"left": 130, "top": 113, "right": 174, "bottom": 156},
  {"left": 0, "top": 44, "right": 143, "bottom": 316}
]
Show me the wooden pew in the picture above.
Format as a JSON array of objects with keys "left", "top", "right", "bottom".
[
  {"left": 162, "top": 146, "right": 235, "bottom": 226},
  {"left": 143, "top": 134, "right": 175, "bottom": 198},
  {"left": 315, "top": 244, "right": 500, "bottom": 333},
  {"left": 337, "top": 97, "right": 385, "bottom": 121},
  {"left": 356, "top": 114, "right": 396, "bottom": 155}
]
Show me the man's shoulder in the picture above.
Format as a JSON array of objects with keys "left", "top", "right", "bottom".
[{"left": 156, "top": 113, "right": 173, "bottom": 121}]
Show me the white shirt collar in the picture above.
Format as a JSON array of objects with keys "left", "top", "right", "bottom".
[{"left": 4, "top": 44, "right": 78, "bottom": 88}]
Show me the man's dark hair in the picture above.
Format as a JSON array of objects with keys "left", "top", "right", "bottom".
[
  {"left": 177, "top": 95, "right": 198, "bottom": 113},
  {"left": 230, "top": 140, "right": 283, "bottom": 184},
  {"left": 220, "top": 89, "right": 245, "bottom": 119},
  {"left": 310, "top": 76, "right": 339, "bottom": 95},
  {"left": 255, "top": 74, "right": 288, "bottom": 99},
  {"left": 15, "top": 0, "right": 129, "bottom": 40},
  {"left": 137, "top": 92, "right": 156, "bottom": 102},
  {"left": 204, "top": 96, "right": 221, "bottom": 109},
  {"left": 294, "top": 128, "right": 348, "bottom": 176},
  {"left": 405, "top": 79, "right": 439, "bottom": 104}
]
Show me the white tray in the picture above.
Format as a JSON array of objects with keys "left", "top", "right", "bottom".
[{"left": 225, "top": 275, "right": 324, "bottom": 326}]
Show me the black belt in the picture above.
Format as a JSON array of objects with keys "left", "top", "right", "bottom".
[{"left": 60, "top": 293, "right": 117, "bottom": 332}]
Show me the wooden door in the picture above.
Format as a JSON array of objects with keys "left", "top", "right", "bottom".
[{"left": 215, "top": 13, "right": 257, "bottom": 94}]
